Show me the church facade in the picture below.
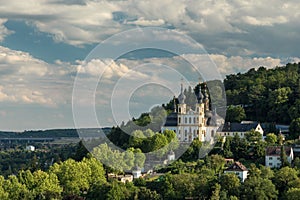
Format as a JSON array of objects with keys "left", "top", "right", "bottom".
[{"left": 161, "top": 83, "right": 223, "bottom": 143}]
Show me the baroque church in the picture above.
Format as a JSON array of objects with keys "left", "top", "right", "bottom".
[{"left": 161, "top": 83, "right": 224, "bottom": 143}]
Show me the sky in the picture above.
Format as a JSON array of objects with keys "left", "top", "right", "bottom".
[{"left": 0, "top": 0, "right": 300, "bottom": 131}]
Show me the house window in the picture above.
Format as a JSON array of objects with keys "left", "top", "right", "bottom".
[
  {"left": 277, "top": 157, "right": 280, "bottom": 160},
  {"left": 269, "top": 157, "right": 273, "bottom": 160},
  {"left": 269, "top": 163, "right": 273, "bottom": 166}
]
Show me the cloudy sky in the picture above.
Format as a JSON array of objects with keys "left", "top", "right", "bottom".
[{"left": 0, "top": 0, "right": 300, "bottom": 131}]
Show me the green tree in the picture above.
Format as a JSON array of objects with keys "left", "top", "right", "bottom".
[
  {"left": 73, "top": 140, "right": 89, "bottom": 161},
  {"left": 241, "top": 176, "right": 278, "bottom": 200},
  {"left": 274, "top": 166, "right": 299, "bottom": 194},
  {"left": 210, "top": 183, "right": 221, "bottom": 200},
  {"left": 225, "top": 105, "right": 246, "bottom": 122},
  {"left": 49, "top": 159, "right": 91, "bottom": 196},
  {"left": 0, "top": 176, "right": 8, "bottom": 200},
  {"left": 265, "top": 133, "right": 277, "bottom": 145},
  {"left": 289, "top": 118, "right": 300, "bottom": 139},
  {"left": 285, "top": 188, "right": 300, "bottom": 200},
  {"left": 31, "top": 170, "right": 62, "bottom": 199},
  {"left": 132, "top": 148, "right": 146, "bottom": 168},
  {"left": 245, "top": 130, "right": 262, "bottom": 143},
  {"left": 206, "top": 154, "right": 225, "bottom": 173},
  {"left": 137, "top": 187, "right": 162, "bottom": 200},
  {"left": 106, "top": 181, "right": 127, "bottom": 200},
  {"left": 4, "top": 175, "right": 31, "bottom": 200},
  {"left": 219, "top": 173, "right": 240, "bottom": 197},
  {"left": 129, "top": 130, "right": 146, "bottom": 149},
  {"left": 82, "top": 157, "right": 106, "bottom": 186},
  {"left": 280, "top": 146, "right": 290, "bottom": 167}
]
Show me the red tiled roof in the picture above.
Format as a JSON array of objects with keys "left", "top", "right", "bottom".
[{"left": 225, "top": 161, "right": 248, "bottom": 172}]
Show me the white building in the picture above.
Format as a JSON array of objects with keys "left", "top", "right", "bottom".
[
  {"left": 161, "top": 83, "right": 224, "bottom": 143},
  {"left": 25, "top": 145, "right": 35, "bottom": 151},
  {"left": 265, "top": 146, "right": 294, "bottom": 168},
  {"left": 132, "top": 168, "right": 142, "bottom": 179},
  {"left": 224, "top": 161, "right": 248, "bottom": 182},
  {"left": 217, "top": 121, "right": 264, "bottom": 139}
]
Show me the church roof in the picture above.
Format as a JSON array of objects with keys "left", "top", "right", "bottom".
[
  {"left": 163, "top": 112, "right": 178, "bottom": 127},
  {"left": 221, "top": 122, "right": 260, "bottom": 132},
  {"left": 225, "top": 161, "right": 248, "bottom": 172},
  {"left": 266, "top": 146, "right": 292, "bottom": 156}
]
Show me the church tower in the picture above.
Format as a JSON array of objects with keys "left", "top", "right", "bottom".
[
  {"left": 203, "top": 83, "right": 210, "bottom": 112},
  {"left": 177, "top": 83, "right": 186, "bottom": 114}
]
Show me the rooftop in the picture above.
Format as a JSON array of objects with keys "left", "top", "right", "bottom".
[{"left": 225, "top": 161, "right": 248, "bottom": 172}]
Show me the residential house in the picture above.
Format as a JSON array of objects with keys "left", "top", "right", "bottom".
[
  {"left": 224, "top": 161, "right": 248, "bottom": 182},
  {"left": 265, "top": 146, "right": 294, "bottom": 168}
]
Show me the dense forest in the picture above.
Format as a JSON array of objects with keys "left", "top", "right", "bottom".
[{"left": 225, "top": 63, "right": 300, "bottom": 124}]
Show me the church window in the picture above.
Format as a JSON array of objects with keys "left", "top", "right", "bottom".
[
  {"left": 179, "top": 108, "right": 181, "bottom": 113},
  {"left": 178, "top": 118, "right": 181, "bottom": 124},
  {"left": 189, "top": 117, "right": 191, "bottom": 124},
  {"left": 185, "top": 117, "right": 187, "bottom": 123},
  {"left": 193, "top": 117, "right": 196, "bottom": 123}
]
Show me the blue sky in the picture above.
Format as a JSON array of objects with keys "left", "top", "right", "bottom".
[{"left": 0, "top": 0, "right": 299, "bottom": 131}]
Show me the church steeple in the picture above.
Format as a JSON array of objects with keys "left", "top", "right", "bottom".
[
  {"left": 196, "top": 83, "right": 203, "bottom": 103},
  {"left": 177, "top": 82, "right": 186, "bottom": 114},
  {"left": 178, "top": 82, "right": 186, "bottom": 104},
  {"left": 203, "top": 83, "right": 210, "bottom": 111},
  {"left": 173, "top": 96, "right": 177, "bottom": 113}
]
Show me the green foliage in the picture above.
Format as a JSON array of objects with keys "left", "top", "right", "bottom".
[
  {"left": 219, "top": 173, "right": 240, "bottom": 197},
  {"left": 274, "top": 166, "right": 299, "bottom": 194},
  {"left": 180, "top": 139, "right": 202, "bottom": 162},
  {"left": 210, "top": 183, "right": 221, "bottom": 200},
  {"left": 92, "top": 143, "right": 146, "bottom": 172},
  {"left": 265, "top": 133, "right": 277, "bottom": 144},
  {"left": 280, "top": 146, "right": 290, "bottom": 167},
  {"left": 241, "top": 176, "right": 278, "bottom": 200},
  {"left": 285, "top": 188, "right": 300, "bottom": 200},
  {"left": 225, "top": 63, "right": 300, "bottom": 124},
  {"left": 225, "top": 105, "right": 246, "bottom": 122},
  {"left": 206, "top": 154, "right": 225, "bottom": 173},
  {"left": 289, "top": 118, "right": 300, "bottom": 139},
  {"left": 245, "top": 130, "right": 262, "bottom": 143}
]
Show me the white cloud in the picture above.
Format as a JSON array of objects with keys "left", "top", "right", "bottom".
[
  {"left": 209, "top": 54, "right": 283, "bottom": 76},
  {"left": 242, "top": 16, "right": 288, "bottom": 26},
  {"left": 0, "top": 0, "right": 299, "bottom": 49},
  {"left": 0, "top": 19, "right": 13, "bottom": 41},
  {"left": 126, "top": 17, "right": 165, "bottom": 26}
]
